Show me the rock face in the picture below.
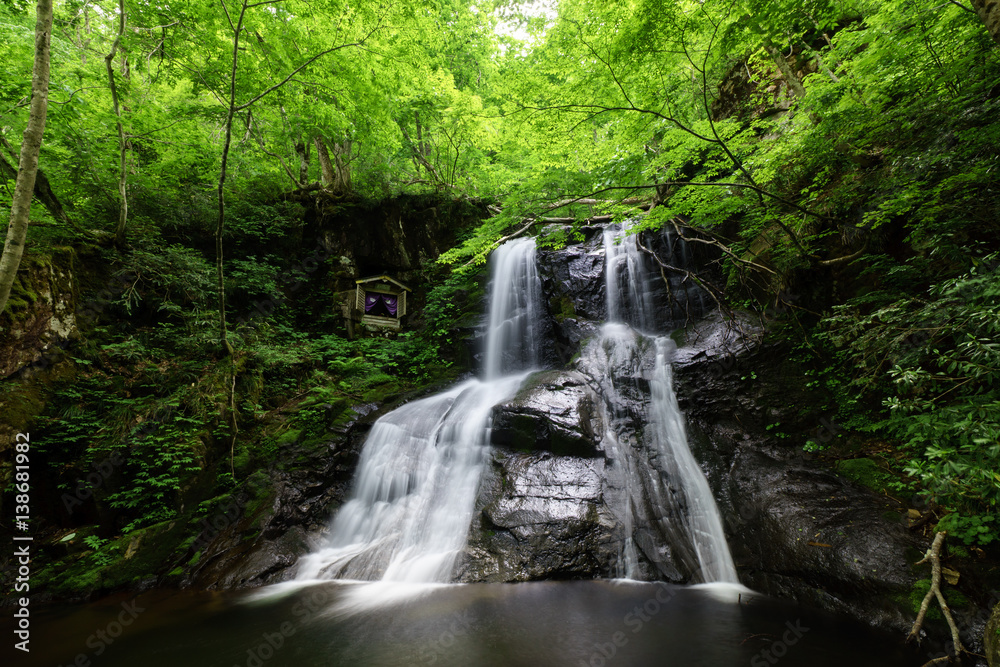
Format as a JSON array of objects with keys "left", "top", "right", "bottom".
[
  {"left": 0, "top": 248, "right": 77, "bottom": 379},
  {"left": 536, "top": 227, "right": 608, "bottom": 323},
  {"left": 316, "top": 195, "right": 488, "bottom": 287},
  {"left": 987, "top": 603, "right": 1000, "bottom": 667},
  {"left": 185, "top": 403, "right": 379, "bottom": 589},
  {"left": 724, "top": 448, "right": 923, "bottom": 630},
  {"left": 457, "top": 452, "right": 621, "bottom": 582},
  {"left": 490, "top": 370, "right": 604, "bottom": 458},
  {"left": 672, "top": 336, "right": 929, "bottom": 634}
]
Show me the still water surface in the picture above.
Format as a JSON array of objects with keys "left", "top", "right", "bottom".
[{"left": 21, "top": 580, "right": 923, "bottom": 667}]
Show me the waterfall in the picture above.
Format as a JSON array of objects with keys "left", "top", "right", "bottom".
[
  {"left": 484, "top": 238, "right": 543, "bottom": 380},
  {"left": 648, "top": 337, "right": 738, "bottom": 583},
  {"left": 604, "top": 222, "right": 708, "bottom": 331},
  {"left": 596, "top": 223, "right": 737, "bottom": 583},
  {"left": 604, "top": 224, "right": 658, "bottom": 332},
  {"left": 295, "top": 238, "right": 541, "bottom": 584},
  {"left": 585, "top": 323, "right": 649, "bottom": 580}
]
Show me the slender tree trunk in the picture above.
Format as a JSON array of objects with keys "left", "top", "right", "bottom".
[
  {"left": 971, "top": 0, "right": 1000, "bottom": 45},
  {"left": 764, "top": 41, "right": 806, "bottom": 99},
  {"left": 415, "top": 110, "right": 428, "bottom": 158},
  {"left": 0, "top": 0, "right": 53, "bottom": 317},
  {"left": 77, "top": 3, "right": 91, "bottom": 65},
  {"left": 216, "top": 0, "right": 249, "bottom": 356},
  {"left": 106, "top": 0, "right": 129, "bottom": 247}
]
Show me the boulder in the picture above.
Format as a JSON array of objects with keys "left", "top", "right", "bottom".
[
  {"left": 456, "top": 451, "right": 622, "bottom": 582},
  {"left": 491, "top": 370, "right": 604, "bottom": 457}
]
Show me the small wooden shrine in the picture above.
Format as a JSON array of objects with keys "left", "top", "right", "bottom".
[{"left": 352, "top": 275, "right": 411, "bottom": 330}]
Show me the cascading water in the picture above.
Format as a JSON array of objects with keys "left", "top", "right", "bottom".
[
  {"left": 484, "top": 237, "right": 543, "bottom": 380},
  {"left": 604, "top": 222, "right": 708, "bottom": 331},
  {"left": 604, "top": 226, "right": 655, "bottom": 331},
  {"left": 295, "top": 238, "right": 541, "bottom": 584},
  {"left": 648, "top": 337, "right": 737, "bottom": 583},
  {"left": 594, "top": 223, "right": 738, "bottom": 583}
]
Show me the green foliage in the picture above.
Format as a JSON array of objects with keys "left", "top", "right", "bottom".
[
  {"left": 103, "top": 418, "right": 202, "bottom": 533},
  {"left": 424, "top": 267, "right": 484, "bottom": 345},
  {"left": 117, "top": 244, "right": 215, "bottom": 318},
  {"left": 823, "top": 258, "right": 1000, "bottom": 516},
  {"left": 83, "top": 535, "right": 105, "bottom": 550},
  {"left": 937, "top": 512, "right": 998, "bottom": 547}
]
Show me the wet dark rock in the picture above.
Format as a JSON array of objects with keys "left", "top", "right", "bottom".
[
  {"left": 724, "top": 448, "right": 923, "bottom": 633},
  {"left": 491, "top": 370, "right": 604, "bottom": 457},
  {"left": 457, "top": 452, "right": 622, "bottom": 582},
  {"left": 667, "top": 324, "right": 929, "bottom": 634},
  {"left": 537, "top": 242, "right": 607, "bottom": 321},
  {"left": 536, "top": 232, "right": 607, "bottom": 363}
]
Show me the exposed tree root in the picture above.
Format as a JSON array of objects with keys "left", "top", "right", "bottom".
[
  {"left": 919, "top": 656, "right": 954, "bottom": 667},
  {"left": 908, "top": 532, "right": 965, "bottom": 664}
]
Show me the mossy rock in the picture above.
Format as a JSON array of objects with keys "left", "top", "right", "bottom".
[
  {"left": 550, "top": 295, "right": 577, "bottom": 322},
  {"left": 33, "top": 517, "right": 194, "bottom": 599},
  {"left": 275, "top": 427, "right": 302, "bottom": 446},
  {"left": 836, "top": 458, "right": 890, "bottom": 491},
  {"left": 986, "top": 601, "right": 1000, "bottom": 667},
  {"left": 908, "top": 578, "right": 969, "bottom": 620}
]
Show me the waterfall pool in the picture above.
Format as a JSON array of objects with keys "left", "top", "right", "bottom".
[{"left": 19, "top": 580, "right": 924, "bottom": 667}]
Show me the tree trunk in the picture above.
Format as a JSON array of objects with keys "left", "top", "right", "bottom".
[
  {"left": 764, "top": 41, "right": 806, "bottom": 99},
  {"left": 0, "top": 0, "right": 53, "bottom": 317},
  {"left": 415, "top": 110, "right": 429, "bottom": 158},
  {"left": 971, "top": 0, "right": 1000, "bottom": 45},
  {"left": 0, "top": 145, "right": 85, "bottom": 234},
  {"left": 295, "top": 139, "right": 310, "bottom": 185},
  {"left": 314, "top": 135, "right": 335, "bottom": 187},
  {"left": 106, "top": 0, "right": 128, "bottom": 247},
  {"left": 78, "top": 3, "right": 91, "bottom": 65},
  {"left": 331, "top": 140, "right": 352, "bottom": 194}
]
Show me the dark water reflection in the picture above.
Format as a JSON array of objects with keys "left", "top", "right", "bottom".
[{"left": 18, "top": 581, "right": 923, "bottom": 667}]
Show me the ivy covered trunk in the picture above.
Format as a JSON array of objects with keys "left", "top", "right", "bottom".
[
  {"left": 0, "top": 0, "right": 53, "bottom": 316},
  {"left": 972, "top": 0, "right": 1000, "bottom": 45}
]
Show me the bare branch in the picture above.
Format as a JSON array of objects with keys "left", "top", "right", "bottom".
[
  {"left": 907, "top": 532, "right": 967, "bottom": 662},
  {"left": 946, "top": 0, "right": 978, "bottom": 14},
  {"left": 219, "top": 0, "right": 235, "bottom": 33}
]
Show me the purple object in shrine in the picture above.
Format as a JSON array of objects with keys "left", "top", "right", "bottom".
[
  {"left": 382, "top": 294, "right": 398, "bottom": 316},
  {"left": 364, "top": 292, "right": 398, "bottom": 317}
]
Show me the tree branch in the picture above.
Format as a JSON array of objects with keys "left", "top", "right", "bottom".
[
  {"left": 635, "top": 232, "right": 727, "bottom": 315},
  {"left": 234, "top": 16, "right": 385, "bottom": 112}
]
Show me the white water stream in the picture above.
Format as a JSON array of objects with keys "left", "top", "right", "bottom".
[
  {"left": 601, "top": 224, "right": 738, "bottom": 583},
  {"left": 295, "top": 238, "right": 541, "bottom": 584}
]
